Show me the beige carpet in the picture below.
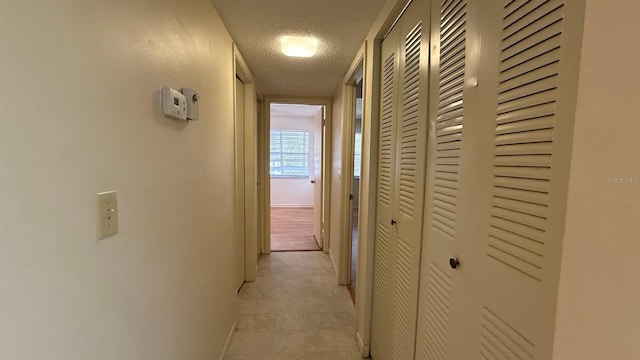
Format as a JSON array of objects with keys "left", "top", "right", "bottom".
[{"left": 271, "top": 207, "right": 320, "bottom": 251}]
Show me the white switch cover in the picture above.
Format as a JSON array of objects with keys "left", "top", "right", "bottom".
[{"left": 98, "top": 191, "right": 118, "bottom": 239}]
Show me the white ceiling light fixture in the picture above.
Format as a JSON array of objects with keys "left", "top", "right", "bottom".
[{"left": 280, "top": 36, "right": 319, "bottom": 58}]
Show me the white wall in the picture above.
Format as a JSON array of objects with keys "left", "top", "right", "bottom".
[
  {"left": 0, "top": 1, "right": 238, "bottom": 359},
  {"left": 553, "top": 1, "right": 640, "bottom": 359},
  {"left": 270, "top": 116, "right": 316, "bottom": 207}
]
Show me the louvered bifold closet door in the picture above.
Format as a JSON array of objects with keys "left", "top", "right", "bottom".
[
  {"left": 473, "top": 1, "right": 585, "bottom": 359},
  {"left": 371, "top": 1, "right": 430, "bottom": 358},
  {"left": 390, "top": 0, "right": 431, "bottom": 358},
  {"left": 370, "top": 21, "right": 400, "bottom": 360},
  {"left": 415, "top": 0, "right": 468, "bottom": 358}
]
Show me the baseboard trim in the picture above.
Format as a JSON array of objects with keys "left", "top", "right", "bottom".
[
  {"left": 329, "top": 251, "right": 340, "bottom": 282},
  {"left": 270, "top": 205, "right": 313, "bottom": 209},
  {"left": 356, "top": 330, "right": 370, "bottom": 358},
  {"left": 218, "top": 321, "right": 237, "bottom": 360}
]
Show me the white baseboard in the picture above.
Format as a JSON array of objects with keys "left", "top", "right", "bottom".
[
  {"left": 356, "top": 330, "right": 370, "bottom": 358},
  {"left": 270, "top": 204, "right": 313, "bottom": 208},
  {"left": 218, "top": 321, "right": 237, "bottom": 360}
]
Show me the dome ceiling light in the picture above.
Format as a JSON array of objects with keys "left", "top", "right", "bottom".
[{"left": 280, "top": 36, "right": 319, "bottom": 58}]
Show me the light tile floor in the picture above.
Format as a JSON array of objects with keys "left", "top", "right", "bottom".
[{"left": 223, "top": 251, "right": 362, "bottom": 360}]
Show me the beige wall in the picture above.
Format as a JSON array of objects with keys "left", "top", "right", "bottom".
[
  {"left": 270, "top": 116, "right": 317, "bottom": 207},
  {"left": 0, "top": 1, "right": 239, "bottom": 358},
  {"left": 553, "top": 1, "right": 640, "bottom": 359},
  {"left": 330, "top": 86, "right": 345, "bottom": 272}
]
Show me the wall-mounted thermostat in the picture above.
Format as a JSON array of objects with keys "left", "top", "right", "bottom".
[
  {"left": 181, "top": 88, "right": 200, "bottom": 120},
  {"left": 162, "top": 87, "right": 187, "bottom": 120}
]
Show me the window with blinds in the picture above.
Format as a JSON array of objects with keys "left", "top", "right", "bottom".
[
  {"left": 269, "top": 129, "right": 311, "bottom": 177},
  {"left": 354, "top": 132, "right": 362, "bottom": 178}
]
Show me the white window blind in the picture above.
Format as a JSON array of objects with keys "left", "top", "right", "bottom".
[{"left": 270, "top": 130, "right": 310, "bottom": 177}]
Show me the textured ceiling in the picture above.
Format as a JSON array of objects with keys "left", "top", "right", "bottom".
[{"left": 210, "top": 0, "right": 387, "bottom": 97}]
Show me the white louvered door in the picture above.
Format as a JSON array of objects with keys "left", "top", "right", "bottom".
[
  {"left": 371, "top": 20, "right": 400, "bottom": 360},
  {"left": 464, "top": 1, "right": 586, "bottom": 359},
  {"left": 391, "top": 1, "right": 430, "bottom": 359},
  {"left": 372, "top": 0, "right": 584, "bottom": 358},
  {"left": 414, "top": 0, "right": 586, "bottom": 359},
  {"left": 371, "top": 0, "right": 430, "bottom": 359},
  {"left": 415, "top": 0, "right": 468, "bottom": 358}
]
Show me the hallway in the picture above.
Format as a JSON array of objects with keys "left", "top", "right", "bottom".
[
  {"left": 224, "top": 252, "right": 360, "bottom": 359},
  {"left": 2, "top": 1, "right": 639, "bottom": 359}
]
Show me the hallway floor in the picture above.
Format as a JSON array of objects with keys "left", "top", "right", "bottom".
[
  {"left": 271, "top": 208, "right": 321, "bottom": 251},
  {"left": 223, "top": 252, "right": 361, "bottom": 360}
]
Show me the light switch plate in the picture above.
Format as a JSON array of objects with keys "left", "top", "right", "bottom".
[{"left": 98, "top": 191, "right": 118, "bottom": 239}]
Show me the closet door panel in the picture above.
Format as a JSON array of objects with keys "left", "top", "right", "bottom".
[
  {"left": 370, "top": 24, "right": 400, "bottom": 360},
  {"left": 415, "top": 0, "right": 468, "bottom": 358},
  {"left": 474, "top": 1, "right": 586, "bottom": 359},
  {"left": 390, "top": 1, "right": 430, "bottom": 358},
  {"left": 372, "top": 1, "right": 432, "bottom": 358},
  {"left": 485, "top": 0, "right": 567, "bottom": 341},
  {"left": 411, "top": 0, "right": 585, "bottom": 358}
]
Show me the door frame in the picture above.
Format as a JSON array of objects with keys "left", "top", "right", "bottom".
[
  {"left": 261, "top": 97, "right": 333, "bottom": 254},
  {"left": 234, "top": 44, "right": 258, "bottom": 282},
  {"left": 338, "top": 45, "right": 366, "bottom": 286}
]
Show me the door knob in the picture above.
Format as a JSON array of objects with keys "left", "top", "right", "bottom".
[
  {"left": 449, "top": 258, "right": 460, "bottom": 269},
  {"left": 391, "top": 219, "right": 397, "bottom": 226},
  {"left": 311, "top": 180, "right": 316, "bottom": 184}
]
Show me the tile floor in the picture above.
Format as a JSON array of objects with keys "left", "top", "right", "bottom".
[{"left": 223, "top": 251, "right": 362, "bottom": 360}]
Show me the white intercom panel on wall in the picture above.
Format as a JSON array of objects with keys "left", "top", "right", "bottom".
[
  {"left": 181, "top": 88, "right": 200, "bottom": 120},
  {"left": 162, "top": 87, "right": 187, "bottom": 120}
]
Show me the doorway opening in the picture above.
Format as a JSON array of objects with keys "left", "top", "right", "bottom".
[
  {"left": 348, "top": 77, "right": 363, "bottom": 297},
  {"left": 234, "top": 76, "right": 247, "bottom": 290},
  {"left": 269, "top": 103, "right": 325, "bottom": 252}
]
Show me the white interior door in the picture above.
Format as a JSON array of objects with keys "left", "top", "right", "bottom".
[
  {"left": 256, "top": 99, "right": 262, "bottom": 259},
  {"left": 389, "top": 1, "right": 430, "bottom": 358},
  {"left": 370, "top": 1, "right": 429, "bottom": 358},
  {"left": 415, "top": 0, "right": 468, "bottom": 358},
  {"left": 464, "top": 1, "right": 584, "bottom": 359},
  {"left": 414, "top": 1, "right": 585, "bottom": 359},
  {"left": 370, "top": 21, "right": 400, "bottom": 360},
  {"left": 312, "top": 107, "right": 323, "bottom": 248},
  {"left": 234, "top": 77, "right": 246, "bottom": 291}
]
